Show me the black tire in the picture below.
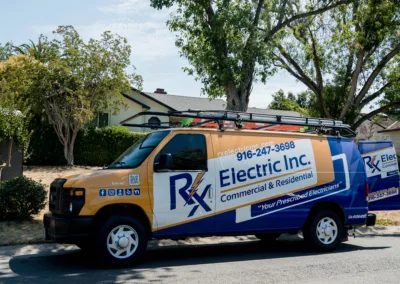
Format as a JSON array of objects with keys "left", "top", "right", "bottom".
[
  {"left": 255, "top": 233, "right": 281, "bottom": 242},
  {"left": 95, "top": 215, "right": 148, "bottom": 267},
  {"left": 75, "top": 240, "right": 94, "bottom": 252},
  {"left": 303, "top": 209, "right": 344, "bottom": 252}
]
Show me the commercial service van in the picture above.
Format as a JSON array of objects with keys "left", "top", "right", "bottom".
[{"left": 43, "top": 110, "right": 398, "bottom": 267}]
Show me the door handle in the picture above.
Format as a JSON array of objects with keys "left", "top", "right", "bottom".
[{"left": 208, "top": 186, "right": 213, "bottom": 199}]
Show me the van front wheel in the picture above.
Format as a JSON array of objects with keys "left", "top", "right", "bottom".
[
  {"left": 303, "top": 210, "right": 344, "bottom": 251},
  {"left": 95, "top": 215, "right": 148, "bottom": 267}
]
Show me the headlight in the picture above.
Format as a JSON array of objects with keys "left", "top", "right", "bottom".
[{"left": 63, "top": 188, "right": 85, "bottom": 215}]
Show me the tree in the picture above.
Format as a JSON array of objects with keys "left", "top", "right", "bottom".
[
  {"left": 13, "top": 37, "right": 49, "bottom": 62},
  {"left": 18, "top": 26, "right": 142, "bottom": 166},
  {"left": 0, "top": 42, "right": 13, "bottom": 61},
  {"left": 268, "top": 89, "right": 318, "bottom": 116},
  {"left": 273, "top": 0, "right": 400, "bottom": 127},
  {"left": 151, "top": 0, "right": 352, "bottom": 111},
  {"left": 0, "top": 55, "right": 33, "bottom": 179}
]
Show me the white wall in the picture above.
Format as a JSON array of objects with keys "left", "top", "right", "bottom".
[
  {"left": 386, "top": 132, "right": 400, "bottom": 155},
  {"left": 109, "top": 95, "right": 143, "bottom": 132},
  {"left": 108, "top": 90, "right": 170, "bottom": 133},
  {"left": 356, "top": 120, "right": 390, "bottom": 141}
]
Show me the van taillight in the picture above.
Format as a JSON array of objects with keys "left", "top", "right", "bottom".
[{"left": 365, "top": 183, "right": 369, "bottom": 196}]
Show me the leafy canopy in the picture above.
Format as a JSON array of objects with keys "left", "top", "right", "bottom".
[
  {"left": 0, "top": 26, "right": 142, "bottom": 165},
  {"left": 0, "top": 55, "right": 35, "bottom": 147},
  {"left": 273, "top": 0, "right": 400, "bottom": 125},
  {"left": 151, "top": 0, "right": 351, "bottom": 111}
]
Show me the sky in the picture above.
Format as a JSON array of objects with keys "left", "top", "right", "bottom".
[{"left": 0, "top": 0, "right": 307, "bottom": 108}]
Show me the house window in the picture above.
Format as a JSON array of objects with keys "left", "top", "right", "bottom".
[
  {"left": 148, "top": 117, "right": 161, "bottom": 128},
  {"left": 98, "top": 113, "right": 109, "bottom": 128}
]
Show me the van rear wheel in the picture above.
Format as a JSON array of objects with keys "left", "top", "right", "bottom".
[
  {"left": 303, "top": 209, "right": 344, "bottom": 251},
  {"left": 95, "top": 215, "right": 148, "bottom": 267}
]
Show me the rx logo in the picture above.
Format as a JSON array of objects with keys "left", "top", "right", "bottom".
[
  {"left": 363, "top": 155, "right": 381, "bottom": 173},
  {"left": 169, "top": 173, "right": 212, "bottom": 217}
]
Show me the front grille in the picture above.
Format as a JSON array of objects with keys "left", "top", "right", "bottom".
[{"left": 49, "top": 179, "right": 67, "bottom": 214}]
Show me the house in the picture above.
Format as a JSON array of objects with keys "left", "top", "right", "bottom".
[
  {"left": 378, "top": 121, "right": 400, "bottom": 155},
  {"left": 355, "top": 113, "right": 396, "bottom": 141},
  {"left": 93, "top": 88, "right": 301, "bottom": 132}
]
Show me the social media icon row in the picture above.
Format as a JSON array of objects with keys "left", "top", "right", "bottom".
[{"left": 99, "top": 188, "right": 140, "bottom": 197}]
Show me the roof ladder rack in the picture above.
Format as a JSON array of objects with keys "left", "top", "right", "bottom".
[{"left": 121, "top": 109, "right": 356, "bottom": 137}]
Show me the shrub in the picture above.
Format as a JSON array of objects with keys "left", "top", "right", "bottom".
[
  {"left": 75, "top": 126, "right": 146, "bottom": 166},
  {"left": 27, "top": 125, "right": 146, "bottom": 166},
  {"left": 0, "top": 176, "right": 46, "bottom": 220}
]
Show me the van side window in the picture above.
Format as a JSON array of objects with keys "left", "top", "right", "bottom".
[{"left": 155, "top": 134, "right": 207, "bottom": 171}]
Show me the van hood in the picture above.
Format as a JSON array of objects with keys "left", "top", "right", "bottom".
[{"left": 62, "top": 169, "right": 132, "bottom": 188}]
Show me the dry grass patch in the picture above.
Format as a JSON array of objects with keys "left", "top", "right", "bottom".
[
  {"left": 0, "top": 166, "right": 98, "bottom": 246},
  {"left": 0, "top": 220, "right": 44, "bottom": 246}
]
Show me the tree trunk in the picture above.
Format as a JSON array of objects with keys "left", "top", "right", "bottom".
[
  {"left": 62, "top": 128, "right": 79, "bottom": 167},
  {"left": 225, "top": 81, "right": 249, "bottom": 111},
  {"left": 64, "top": 143, "right": 74, "bottom": 166}
]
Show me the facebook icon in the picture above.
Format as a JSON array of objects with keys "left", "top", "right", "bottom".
[{"left": 99, "top": 189, "right": 106, "bottom": 197}]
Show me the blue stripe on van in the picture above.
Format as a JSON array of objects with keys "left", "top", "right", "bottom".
[{"left": 152, "top": 137, "right": 369, "bottom": 237}]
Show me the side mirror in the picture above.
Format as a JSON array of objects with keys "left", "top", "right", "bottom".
[{"left": 156, "top": 153, "right": 173, "bottom": 171}]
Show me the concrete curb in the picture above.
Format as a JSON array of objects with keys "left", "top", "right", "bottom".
[{"left": 355, "top": 226, "right": 400, "bottom": 237}]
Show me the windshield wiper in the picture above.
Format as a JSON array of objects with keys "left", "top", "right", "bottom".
[{"left": 114, "top": 161, "right": 126, "bottom": 167}]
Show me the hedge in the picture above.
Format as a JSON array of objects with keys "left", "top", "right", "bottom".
[{"left": 27, "top": 125, "right": 146, "bottom": 166}]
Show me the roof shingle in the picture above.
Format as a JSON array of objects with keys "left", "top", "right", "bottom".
[{"left": 144, "top": 92, "right": 301, "bottom": 117}]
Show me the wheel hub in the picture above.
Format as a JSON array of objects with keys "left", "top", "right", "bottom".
[
  {"left": 324, "top": 226, "right": 333, "bottom": 237},
  {"left": 118, "top": 236, "right": 129, "bottom": 248}
]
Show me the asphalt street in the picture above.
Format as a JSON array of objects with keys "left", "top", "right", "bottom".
[{"left": 1, "top": 229, "right": 400, "bottom": 284}]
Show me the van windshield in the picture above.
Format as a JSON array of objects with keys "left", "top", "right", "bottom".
[{"left": 107, "top": 130, "right": 170, "bottom": 169}]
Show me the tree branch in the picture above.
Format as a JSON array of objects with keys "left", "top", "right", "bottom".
[
  {"left": 205, "top": 1, "right": 229, "bottom": 72},
  {"left": 353, "top": 102, "right": 400, "bottom": 129},
  {"left": 264, "top": 0, "right": 352, "bottom": 42},
  {"left": 276, "top": 44, "right": 319, "bottom": 92},
  {"left": 276, "top": 45, "right": 330, "bottom": 117},
  {"left": 308, "top": 27, "right": 323, "bottom": 90},
  {"left": 275, "top": 0, "right": 289, "bottom": 27},
  {"left": 359, "top": 82, "right": 391, "bottom": 109},
  {"left": 339, "top": 48, "right": 365, "bottom": 120},
  {"left": 253, "top": 0, "right": 265, "bottom": 26},
  {"left": 354, "top": 44, "right": 400, "bottom": 106},
  {"left": 342, "top": 0, "right": 358, "bottom": 90},
  {"left": 343, "top": 49, "right": 355, "bottom": 89}
]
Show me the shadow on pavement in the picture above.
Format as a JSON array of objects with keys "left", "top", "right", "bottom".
[{"left": 6, "top": 239, "right": 390, "bottom": 283}]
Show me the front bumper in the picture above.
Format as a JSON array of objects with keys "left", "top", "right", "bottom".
[{"left": 43, "top": 213, "right": 93, "bottom": 244}]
